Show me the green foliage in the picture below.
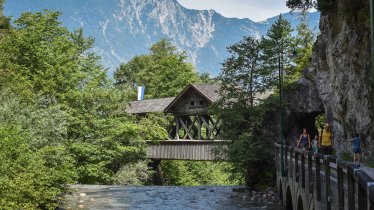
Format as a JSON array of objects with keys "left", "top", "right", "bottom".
[
  {"left": 114, "top": 161, "right": 153, "bottom": 185},
  {"left": 0, "top": 125, "right": 76, "bottom": 209},
  {"left": 136, "top": 113, "right": 169, "bottom": 140},
  {"left": 316, "top": 0, "right": 336, "bottom": 12},
  {"left": 114, "top": 38, "right": 200, "bottom": 99},
  {"left": 0, "top": 10, "right": 151, "bottom": 208},
  {"left": 365, "top": 157, "right": 374, "bottom": 168},
  {"left": 339, "top": 151, "right": 352, "bottom": 162},
  {"left": 293, "top": 12, "right": 316, "bottom": 79},
  {"left": 286, "top": 0, "right": 317, "bottom": 12},
  {"left": 160, "top": 161, "right": 242, "bottom": 186},
  {"left": 261, "top": 15, "right": 296, "bottom": 85},
  {"left": 219, "top": 36, "right": 271, "bottom": 108},
  {"left": 198, "top": 72, "right": 219, "bottom": 84},
  {"left": 315, "top": 113, "right": 326, "bottom": 129},
  {"left": 214, "top": 16, "right": 315, "bottom": 188}
]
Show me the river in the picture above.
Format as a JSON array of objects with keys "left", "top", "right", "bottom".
[{"left": 63, "top": 185, "right": 280, "bottom": 210}]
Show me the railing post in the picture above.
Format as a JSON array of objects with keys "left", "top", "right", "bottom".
[
  {"left": 356, "top": 170, "right": 374, "bottom": 210},
  {"left": 315, "top": 154, "right": 322, "bottom": 201},
  {"left": 369, "top": 184, "right": 374, "bottom": 210},
  {"left": 308, "top": 152, "right": 313, "bottom": 194},
  {"left": 301, "top": 151, "right": 305, "bottom": 188},
  {"left": 324, "top": 155, "right": 331, "bottom": 210},
  {"left": 347, "top": 164, "right": 357, "bottom": 210},
  {"left": 337, "top": 160, "right": 345, "bottom": 210},
  {"left": 289, "top": 147, "right": 293, "bottom": 178},
  {"left": 295, "top": 150, "right": 299, "bottom": 183}
]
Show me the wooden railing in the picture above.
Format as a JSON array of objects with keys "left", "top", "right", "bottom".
[{"left": 275, "top": 143, "right": 374, "bottom": 210}]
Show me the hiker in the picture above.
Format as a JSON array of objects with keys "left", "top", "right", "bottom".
[
  {"left": 347, "top": 133, "right": 362, "bottom": 167},
  {"left": 319, "top": 123, "right": 334, "bottom": 155},
  {"left": 312, "top": 135, "right": 319, "bottom": 153},
  {"left": 297, "top": 128, "right": 310, "bottom": 150}
]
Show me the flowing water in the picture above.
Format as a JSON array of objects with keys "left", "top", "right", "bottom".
[{"left": 63, "top": 185, "right": 280, "bottom": 210}]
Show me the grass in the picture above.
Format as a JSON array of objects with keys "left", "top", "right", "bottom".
[
  {"left": 364, "top": 156, "right": 374, "bottom": 168},
  {"left": 339, "top": 151, "right": 352, "bottom": 162}
]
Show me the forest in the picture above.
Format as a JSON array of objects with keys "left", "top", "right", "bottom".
[{"left": 0, "top": 0, "right": 315, "bottom": 208}]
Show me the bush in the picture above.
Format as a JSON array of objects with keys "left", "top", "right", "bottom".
[
  {"left": 0, "top": 125, "right": 75, "bottom": 209},
  {"left": 114, "top": 161, "right": 153, "bottom": 185}
]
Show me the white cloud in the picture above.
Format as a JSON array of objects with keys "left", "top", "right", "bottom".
[{"left": 177, "top": 0, "right": 290, "bottom": 22}]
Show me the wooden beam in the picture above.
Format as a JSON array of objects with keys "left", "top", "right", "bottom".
[
  {"left": 175, "top": 116, "right": 179, "bottom": 140},
  {"left": 178, "top": 117, "right": 194, "bottom": 140},
  {"left": 206, "top": 116, "right": 220, "bottom": 139},
  {"left": 183, "top": 116, "right": 197, "bottom": 139},
  {"left": 201, "top": 116, "right": 213, "bottom": 139},
  {"left": 197, "top": 115, "right": 202, "bottom": 140}
]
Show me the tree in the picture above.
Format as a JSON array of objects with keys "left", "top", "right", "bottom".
[
  {"left": 261, "top": 15, "right": 295, "bottom": 85},
  {"left": 219, "top": 36, "right": 270, "bottom": 108},
  {"left": 0, "top": 10, "right": 152, "bottom": 204},
  {"left": 286, "top": 0, "right": 317, "bottom": 12},
  {"left": 293, "top": 12, "right": 316, "bottom": 78},
  {"left": 0, "top": 11, "right": 106, "bottom": 101},
  {"left": 114, "top": 39, "right": 200, "bottom": 99},
  {"left": 0, "top": 0, "right": 10, "bottom": 35},
  {"left": 214, "top": 16, "right": 297, "bottom": 188}
]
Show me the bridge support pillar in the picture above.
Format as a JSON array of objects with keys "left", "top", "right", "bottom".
[{"left": 149, "top": 159, "right": 163, "bottom": 185}]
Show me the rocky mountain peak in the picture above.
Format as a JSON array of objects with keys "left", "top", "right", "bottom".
[{"left": 4, "top": 0, "right": 319, "bottom": 75}]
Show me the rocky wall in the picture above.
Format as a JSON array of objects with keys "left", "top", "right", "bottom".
[{"left": 304, "top": 0, "right": 374, "bottom": 155}]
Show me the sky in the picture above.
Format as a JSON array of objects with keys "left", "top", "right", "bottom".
[{"left": 177, "top": 0, "right": 290, "bottom": 22}]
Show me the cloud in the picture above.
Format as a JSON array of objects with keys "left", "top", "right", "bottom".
[{"left": 177, "top": 0, "right": 290, "bottom": 21}]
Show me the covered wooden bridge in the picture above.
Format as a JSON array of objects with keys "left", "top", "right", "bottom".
[{"left": 126, "top": 84, "right": 228, "bottom": 161}]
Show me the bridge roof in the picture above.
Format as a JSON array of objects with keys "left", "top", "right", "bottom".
[
  {"left": 126, "top": 97, "right": 175, "bottom": 114},
  {"left": 164, "top": 84, "right": 221, "bottom": 112},
  {"left": 126, "top": 84, "right": 221, "bottom": 114}
]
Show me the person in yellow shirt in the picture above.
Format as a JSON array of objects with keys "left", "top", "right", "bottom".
[{"left": 319, "top": 123, "right": 334, "bottom": 155}]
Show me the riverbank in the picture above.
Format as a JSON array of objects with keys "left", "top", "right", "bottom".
[{"left": 63, "top": 185, "right": 281, "bottom": 210}]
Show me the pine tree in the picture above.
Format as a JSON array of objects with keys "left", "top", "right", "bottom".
[
  {"left": 294, "top": 12, "right": 316, "bottom": 78},
  {"left": 219, "top": 36, "right": 267, "bottom": 108},
  {"left": 261, "top": 15, "right": 295, "bottom": 85}
]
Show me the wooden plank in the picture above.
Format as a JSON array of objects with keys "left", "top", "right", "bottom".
[
  {"left": 175, "top": 117, "right": 180, "bottom": 140},
  {"left": 179, "top": 118, "right": 194, "bottom": 140},
  {"left": 197, "top": 115, "right": 202, "bottom": 140},
  {"left": 183, "top": 117, "right": 197, "bottom": 139}
]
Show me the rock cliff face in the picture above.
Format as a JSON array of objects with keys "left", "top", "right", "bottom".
[{"left": 304, "top": 0, "right": 374, "bottom": 154}]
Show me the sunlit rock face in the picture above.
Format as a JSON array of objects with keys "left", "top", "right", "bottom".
[
  {"left": 305, "top": 0, "right": 374, "bottom": 154},
  {"left": 4, "top": 0, "right": 319, "bottom": 75}
]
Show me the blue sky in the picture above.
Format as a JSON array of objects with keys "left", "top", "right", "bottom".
[{"left": 177, "top": 0, "right": 290, "bottom": 22}]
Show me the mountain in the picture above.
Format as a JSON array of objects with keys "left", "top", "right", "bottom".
[{"left": 4, "top": 0, "right": 320, "bottom": 76}]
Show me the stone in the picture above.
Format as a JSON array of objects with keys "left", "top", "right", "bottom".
[
  {"left": 304, "top": 0, "right": 374, "bottom": 155},
  {"left": 79, "top": 193, "right": 87, "bottom": 197},
  {"left": 210, "top": 189, "right": 214, "bottom": 192},
  {"left": 232, "top": 187, "right": 248, "bottom": 192}
]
